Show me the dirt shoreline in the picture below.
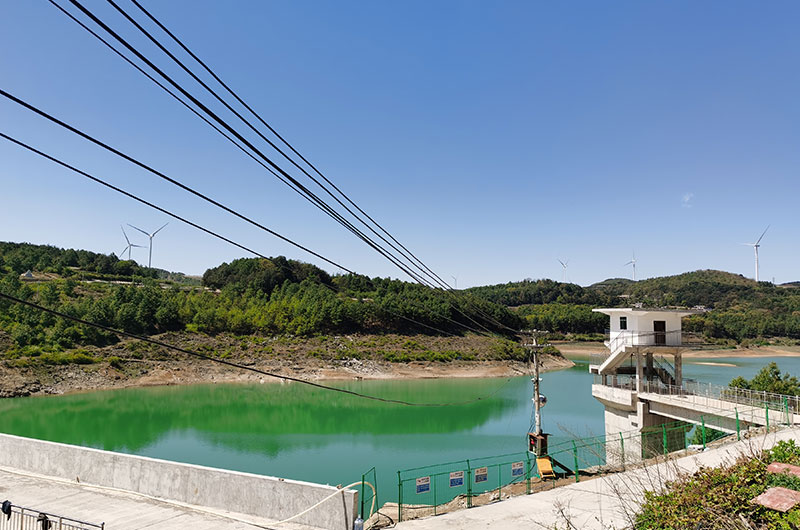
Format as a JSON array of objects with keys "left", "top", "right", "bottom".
[{"left": 0, "top": 332, "right": 574, "bottom": 398}]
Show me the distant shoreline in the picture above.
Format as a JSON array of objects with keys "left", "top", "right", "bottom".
[
  {"left": 0, "top": 332, "right": 575, "bottom": 398},
  {"left": 556, "top": 341, "right": 800, "bottom": 360}
]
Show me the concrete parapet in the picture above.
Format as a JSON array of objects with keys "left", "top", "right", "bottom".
[{"left": 0, "top": 433, "right": 356, "bottom": 530}]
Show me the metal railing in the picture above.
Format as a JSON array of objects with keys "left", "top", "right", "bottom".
[
  {"left": 604, "top": 329, "right": 682, "bottom": 355},
  {"left": 357, "top": 467, "right": 378, "bottom": 522},
  {"left": 0, "top": 503, "right": 103, "bottom": 530},
  {"left": 639, "top": 380, "right": 800, "bottom": 422},
  {"left": 396, "top": 451, "right": 533, "bottom": 522},
  {"left": 395, "top": 416, "right": 752, "bottom": 521},
  {"left": 594, "top": 372, "right": 800, "bottom": 426}
]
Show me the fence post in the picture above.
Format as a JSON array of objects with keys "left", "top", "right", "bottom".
[
  {"left": 701, "top": 416, "right": 706, "bottom": 450},
  {"left": 766, "top": 403, "right": 770, "bottom": 430},
  {"left": 467, "top": 460, "right": 472, "bottom": 509},
  {"left": 498, "top": 464, "right": 502, "bottom": 501},
  {"left": 735, "top": 408, "right": 740, "bottom": 441},
  {"left": 572, "top": 440, "right": 579, "bottom": 483},
  {"left": 526, "top": 453, "right": 531, "bottom": 495},
  {"left": 785, "top": 397, "right": 790, "bottom": 426},
  {"left": 620, "top": 432, "right": 625, "bottom": 467},
  {"left": 433, "top": 471, "right": 438, "bottom": 516},
  {"left": 397, "top": 471, "right": 403, "bottom": 523},
  {"left": 361, "top": 472, "right": 366, "bottom": 519},
  {"left": 662, "top": 424, "right": 668, "bottom": 455}
]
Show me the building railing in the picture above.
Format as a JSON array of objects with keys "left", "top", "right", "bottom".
[
  {"left": 594, "top": 373, "right": 799, "bottom": 427},
  {"left": 0, "top": 503, "right": 104, "bottom": 530},
  {"left": 640, "top": 380, "right": 800, "bottom": 416}
]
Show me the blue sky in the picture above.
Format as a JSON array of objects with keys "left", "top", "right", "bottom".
[{"left": 1, "top": 1, "right": 798, "bottom": 287}]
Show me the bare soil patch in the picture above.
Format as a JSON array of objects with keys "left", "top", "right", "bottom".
[{"left": 0, "top": 332, "right": 573, "bottom": 397}]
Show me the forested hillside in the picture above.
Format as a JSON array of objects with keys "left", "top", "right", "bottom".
[
  {"left": 2, "top": 241, "right": 800, "bottom": 359},
  {"left": 0, "top": 242, "right": 522, "bottom": 357},
  {"left": 469, "top": 270, "right": 800, "bottom": 342}
]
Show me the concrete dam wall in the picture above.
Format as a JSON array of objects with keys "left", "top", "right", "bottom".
[{"left": 0, "top": 433, "right": 357, "bottom": 530}]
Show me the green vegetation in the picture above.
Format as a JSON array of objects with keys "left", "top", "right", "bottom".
[
  {"left": 0, "top": 243, "right": 523, "bottom": 365},
  {"left": 730, "top": 362, "right": 800, "bottom": 396},
  {"left": 5, "top": 241, "right": 800, "bottom": 365},
  {"left": 469, "top": 270, "right": 800, "bottom": 343},
  {"left": 636, "top": 440, "right": 800, "bottom": 529}
]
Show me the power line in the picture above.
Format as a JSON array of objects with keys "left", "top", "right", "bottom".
[
  {"left": 45, "top": 1, "right": 483, "bottom": 334},
  {"left": 0, "top": 88, "right": 492, "bottom": 337},
  {"left": 115, "top": 0, "right": 521, "bottom": 335},
  {"left": 0, "top": 131, "right": 347, "bottom": 273},
  {"left": 0, "top": 130, "right": 466, "bottom": 338},
  {"left": 107, "top": 0, "right": 450, "bottom": 292},
  {"left": 0, "top": 89, "right": 362, "bottom": 273},
  {"left": 0, "top": 292, "right": 513, "bottom": 408},
  {"left": 43, "top": 1, "right": 513, "bottom": 335},
  {"left": 61, "top": 0, "right": 442, "bottom": 291},
  {"left": 127, "top": 0, "right": 456, "bottom": 293},
  {"left": 64, "top": 0, "right": 514, "bottom": 336}
]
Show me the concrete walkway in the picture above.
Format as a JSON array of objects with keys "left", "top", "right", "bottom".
[
  {"left": 0, "top": 466, "right": 316, "bottom": 530},
  {"left": 396, "top": 427, "right": 800, "bottom": 530}
]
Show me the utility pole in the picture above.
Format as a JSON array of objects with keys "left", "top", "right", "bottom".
[{"left": 522, "top": 329, "right": 549, "bottom": 455}]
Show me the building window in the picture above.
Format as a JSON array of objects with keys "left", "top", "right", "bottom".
[{"left": 620, "top": 316, "right": 627, "bottom": 330}]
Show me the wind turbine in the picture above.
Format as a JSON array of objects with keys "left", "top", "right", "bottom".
[
  {"left": 128, "top": 222, "right": 168, "bottom": 268},
  {"left": 743, "top": 225, "right": 769, "bottom": 282},
  {"left": 557, "top": 259, "right": 569, "bottom": 283},
  {"left": 119, "top": 225, "right": 144, "bottom": 261},
  {"left": 624, "top": 252, "right": 637, "bottom": 281}
]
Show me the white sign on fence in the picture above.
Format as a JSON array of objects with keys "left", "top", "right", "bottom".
[
  {"left": 474, "top": 467, "right": 488, "bottom": 483},
  {"left": 511, "top": 461, "right": 524, "bottom": 477},
  {"left": 449, "top": 471, "right": 464, "bottom": 487},
  {"left": 416, "top": 476, "right": 431, "bottom": 494}
]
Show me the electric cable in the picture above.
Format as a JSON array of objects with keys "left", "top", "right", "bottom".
[
  {"left": 0, "top": 88, "right": 359, "bottom": 275},
  {"left": 127, "top": 0, "right": 456, "bottom": 293},
  {"left": 105, "top": 0, "right": 449, "bottom": 292},
  {"left": 53, "top": 0, "right": 507, "bottom": 335},
  {"left": 47, "top": 0, "right": 452, "bottom": 300},
  {"left": 0, "top": 292, "right": 515, "bottom": 408},
  {"left": 0, "top": 130, "right": 465, "bottom": 338},
  {"left": 61, "top": 0, "right": 445, "bottom": 293},
  {"left": 1, "top": 88, "right": 493, "bottom": 336}
]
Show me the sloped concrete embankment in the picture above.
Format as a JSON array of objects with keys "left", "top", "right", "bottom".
[{"left": 0, "top": 433, "right": 356, "bottom": 530}]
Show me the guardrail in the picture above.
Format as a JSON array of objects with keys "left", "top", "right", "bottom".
[
  {"left": 593, "top": 374, "right": 799, "bottom": 427},
  {"left": 394, "top": 416, "right": 747, "bottom": 522},
  {"left": 396, "top": 451, "right": 533, "bottom": 522},
  {"left": 639, "top": 380, "right": 797, "bottom": 427},
  {"left": 356, "top": 467, "right": 378, "bottom": 522},
  {"left": 0, "top": 503, "right": 104, "bottom": 530}
]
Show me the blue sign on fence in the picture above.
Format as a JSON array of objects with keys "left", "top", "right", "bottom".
[
  {"left": 474, "top": 467, "right": 488, "bottom": 484},
  {"left": 416, "top": 476, "right": 430, "bottom": 494},
  {"left": 511, "top": 461, "right": 524, "bottom": 477},
  {"left": 449, "top": 471, "right": 464, "bottom": 487}
]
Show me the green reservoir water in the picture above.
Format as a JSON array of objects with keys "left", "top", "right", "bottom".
[{"left": 0, "top": 356, "right": 797, "bottom": 502}]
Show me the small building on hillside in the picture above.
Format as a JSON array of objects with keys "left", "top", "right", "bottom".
[{"left": 20, "top": 270, "right": 35, "bottom": 281}]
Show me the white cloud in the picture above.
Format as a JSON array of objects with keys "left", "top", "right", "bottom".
[{"left": 681, "top": 192, "right": 694, "bottom": 208}]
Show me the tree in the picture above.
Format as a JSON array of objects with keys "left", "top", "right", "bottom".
[{"left": 729, "top": 362, "right": 800, "bottom": 396}]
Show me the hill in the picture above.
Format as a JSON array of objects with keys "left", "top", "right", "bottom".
[
  {"left": 468, "top": 270, "right": 800, "bottom": 342},
  {"left": 2, "top": 241, "right": 800, "bottom": 356},
  {"left": 0, "top": 242, "right": 523, "bottom": 360}
]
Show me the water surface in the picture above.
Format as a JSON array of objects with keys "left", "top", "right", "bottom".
[{"left": 0, "top": 356, "right": 795, "bottom": 501}]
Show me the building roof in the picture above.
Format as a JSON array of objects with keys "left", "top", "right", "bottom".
[{"left": 592, "top": 307, "right": 705, "bottom": 317}]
